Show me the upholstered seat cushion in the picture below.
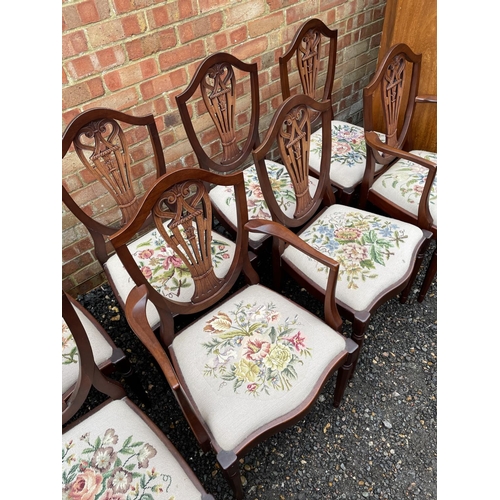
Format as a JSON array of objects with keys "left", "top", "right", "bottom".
[
  {"left": 309, "top": 121, "right": 384, "bottom": 190},
  {"left": 370, "top": 150, "right": 437, "bottom": 227},
  {"left": 209, "top": 160, "right": 319, "bottom": 243},
  {"left": 171, "top": 284, "right": 346, "bottom": 451},
  {"left": 62, "top": 307, "right": 113, "bottom": 394},
  {"left": 105, "top": 227, "right": 236, "bottom": 329},
  {"left": 282, "top": 204, "right": 424, "bottom": 312},
  {"left": 62, "top": 399, "right": 203, "bottom": 499}
]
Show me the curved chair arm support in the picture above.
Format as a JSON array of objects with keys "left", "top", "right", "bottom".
[
  {"left": 245, "top": 219, "right": 343, "bottom": 332},
  {"left": 125, "top": 285, "right": 212, "bottom": 450},
  {"left": 365, "top": 131, "right": 437, "bottom": 230}
]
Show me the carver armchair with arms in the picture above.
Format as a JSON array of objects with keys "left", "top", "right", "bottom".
[
  {"left": 279, "top": 18, "right": 385, "bottom": 206},
  {"left": 359, "top": 43, "right": 437, "bottom": 302},
  {"left": 62, "top": 291, "right": 216, "bottom": 500},
  {"left": 175, "top": 52, "right": 319, "bottom": 254},
  {"left": 108, "top": 166, "right": 358, "bottom": 499},
  {"left": 252, "top": 93, "right": 432, "bottom": 374}
]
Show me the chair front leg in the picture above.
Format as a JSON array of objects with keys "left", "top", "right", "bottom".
[
  {"left": 217, "top": 450, "right": 244, "bottom": 499},
  {"left": 418, "top": 247, "right": 437, "bottom": 302}
]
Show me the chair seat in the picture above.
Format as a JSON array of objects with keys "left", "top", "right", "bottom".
[
  {"left": 105, "top": 227, "right": 236, "bottom": 329},
  {"left": 282, "top": 204, "right": 424, "bottom": 312},
  {"left": 170, "top": 284, "right": 347, "bottom": 451},
  {"left": 62, "top": 399, "right": 204, "bottom": 499},
  {"left": 371, "top": 150, "right": 437, "bottom": 227},
  {"left": 309, "top": 120, "right": 385, "bottom": 190},
  {"left": 62, "top": 308, "right": 113, "bottom": 394},
  {"left": 209, "top": 160, "right": 319, "bottom": 243}
]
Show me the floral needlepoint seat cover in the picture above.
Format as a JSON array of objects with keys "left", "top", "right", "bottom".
[
  {"left": 170, "top": 284, "right": 347, "bottom": 451},
  {"left": 208, "top": 160, "right": 318, "bottom": 244},
  {"left": 370, "top": 150, "right": 438, "bottom": 227},
  {"left": 309, "top": 121, "right": 385, "bottom": 190},
  {"left": 62, "top": 399, "right": 204, "bottom": 500}
]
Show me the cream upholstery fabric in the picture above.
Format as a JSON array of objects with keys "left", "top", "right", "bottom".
[
  {"left": 309, "top": 120, "right": 384, "bottom": 190},
  {"left": 105, "top": 227, "right": 236, "bottom": 329},
  {"left": 282, "top": 204, "right": 424, "bottom": 312},
  {"left": 62, "top": 399, "right": 203, "bottom": 499},
  {"left": 62, "top": 306, "right": 113, "bottom": 394},
  {"left": 171, "top": 284, "right": 346, "bottom": 451},
  {"left": 209, "top": 160, "right": 319, "bottom": 243},
  {"left": 371, "top": 150, "right": 437, "bottom": 226}
]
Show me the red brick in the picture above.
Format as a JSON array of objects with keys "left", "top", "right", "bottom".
[
  {"left": 158, "top": 40, "right": 206, "bottom": 71},
  {"left": 85, "top": 87, "right": 140, "bottom": 112},
  {"left": 63, "top": 31, "right": 88, "bottom": 58},
  {"left": 126, "top": 29, "right": 176, "bottom": 60},
  {"left": 87, "top": 19, "right": 124, "bottom": 47},
  {"left": 139, "top": 69, "right": 187, "bottom": 99},
  {"left": 266, "top": 0, "right": 296, "bottom": 10},
  {"left": 232, "top": 37, "right": 268, "bottom": 61},
  {"left": 150, "top": 5, "right": 170, "bottom": 27},
  {"left": 77, "top": 1, "right": 100, "bottom": 24},
  {"left": 62, "top": 67, "right": 69, "bottom": 85},
  {"left": 320, "top": 0, "right": 348, "bottom": 11},
  {"left": 96, "top": 46, "right": 126, "bottom": 70},
  {"left": 62, "top": 4, "right": 82, "bottom": 30},
  {"left": 286, "top": 3, "right": 318, "bottom": 24},
  {"left": 248, "top": 12, "right": 283, "bottom": 37},
  {"left": 63, "top": 252, "right": 95, "bottom": 276},
  {"left": 178, "top": 12, "right": 223, "bottom": 43},
  {"left": 122, "top": 13, "right": 145, "bottom": 37},
  {"left": 66, "top": 55, "right": 95, "bottom": 79},
  {"left": 114, "top": 0, "right": 154, "bottom": 14},
  {"left": 62, "top": 78, "right": 105, "bottom": 109},
  {"left": 199, "top": 0, "right": 230, "bottom": 13},
  {"left": 226, "top": 1, "right": 266, "bottom": 25}
]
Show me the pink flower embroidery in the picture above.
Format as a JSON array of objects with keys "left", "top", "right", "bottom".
[
  {"left": 137, "top": 249, "right": 154, "bottom": 259},
  {"left": 284, "top": 331, "right": 307, "bottom": 352},
  {"left": 141, "top": 266, "right": 152, "bottom": 280},
  {"left": 67, "top": 468, "right": 103, "bottom": 500},
  {"left": 163, "top": 255, "right": 184, "bottom": 269},
  {"left": 243, "top": 337, "right": 271, "bottom": 361}
]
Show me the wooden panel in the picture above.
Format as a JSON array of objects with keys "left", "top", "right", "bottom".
[{"left": 376, "top": 0, "right": 437, "bottom": 152}]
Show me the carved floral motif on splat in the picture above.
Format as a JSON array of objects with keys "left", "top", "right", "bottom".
[
  {"left": 382, "top": 55, "right": 406, "bottom": 146},
  {"left": 277, "top": 105, "right": 313, "bottom": 218},
  {"left": 152, "top": 181, "right": 224, "bottom": 303},
  {"left": 74, "top": 119, "right": 139, "bottom": 223},
  {"left": 298, "top": 29, "right": 321, "bottom": 99},
  {"left": 201, "top": 63, "right": 240, "bottom": 163}
]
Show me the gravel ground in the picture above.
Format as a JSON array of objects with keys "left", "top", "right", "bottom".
[{"left": 75, "top": 238, "right": 437, "bottom": 500}]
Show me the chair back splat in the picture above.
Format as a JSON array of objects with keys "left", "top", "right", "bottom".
[
  {"left": 110, "top": 164, "right": 358, "bottom": 499},
  {"left": 62, "top": 291, "right": 216, "bottom": 500},
  {"left": 360, "top": 43, "right": 437, "bottom": 302}
]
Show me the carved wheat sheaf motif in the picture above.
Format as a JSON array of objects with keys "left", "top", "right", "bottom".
[
  {"left": 382, "top": 54, "right": 406, "bottom": 146},
  {"left": 153, "top": 181, "right": 222, "bottom": 303},
  {"left": 74, "top": 119, "right": 139, "bottom": 223},
  {"left": 201, "top": 62, "right": 240, "bottom": 164},
  {"left": 278, "top": 105, "right": 313, "bottom": 218},
  {"left": 298, "top": 29, "right": 321, "bottom": 99}
]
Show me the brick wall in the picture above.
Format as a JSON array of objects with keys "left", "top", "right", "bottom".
[{"left": 62, "top": 0, "right": 387, "bottom": 297}]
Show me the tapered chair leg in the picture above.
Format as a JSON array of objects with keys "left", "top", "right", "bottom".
[
  {"left": 400, "top": 238, "right": 430, "bottom": 304},
  {"left": 349, "top": 312, "right": 370, "bottom": 378},
  {"left": 418, "top": 247, "right": 437, "bottom": 302},
  {"left": 218, "top": 450, "right": 244, "bottom": 500},
  {"left": 334, "top": 339, "right": 358, "bottom": 407},
  {"left": 116, "top": 358, "right": 151, "bottom": 408}
]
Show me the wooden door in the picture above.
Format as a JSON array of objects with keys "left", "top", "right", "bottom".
[{"left": 376, "top": 0, "right": 437, "bottom": 152}]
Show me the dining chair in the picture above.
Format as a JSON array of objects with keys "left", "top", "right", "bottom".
[
  {"left": 279, "top": 18, "right": 385, "bottom": 206},
  {"left": 62, "top": 291, "right": 216, "bottom": 500},
  {"left": 175, "top": 52, "right": 319, "bottom": 254},
  {"left": 63, "top": 107, "right": 211, "bottom": 332},
  {"left": 108, "top": 166, "right": 358, "bottom": 499},
  {"left": 359, "top": 43, "right": 437, "bottom": 302},
  {"left": 62, "top": 291, "right": 149, "bottom": 407},
  {"left": 252, "top": 92, "right": 432, "bottom": 374}
]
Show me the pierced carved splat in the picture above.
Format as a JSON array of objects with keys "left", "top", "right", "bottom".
[
  {"left": 74, "top": 118, "right": 139, "bottom": 224},
  {"left": 382, "top": 54, "right": 406, "bottom": 147},
  {"left": 201, "top": 63, "right": 240, "bottom": 164},
  {"left": 277, "top": 104, "right": 313, "bottom": 218},
  {"left": 297, "top": 28, "right": 321, "bottom": 99},
  {"left": 152, "top": 181, "right": 222, "bottom": 304}
]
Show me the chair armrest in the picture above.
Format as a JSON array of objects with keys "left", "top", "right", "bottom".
[
  {"left": 245, "top": 219, "right": 343, "bottom": 331},
  {"left": 364, "top": 131, "right": 437, "bottom": 230},
  {"left": 125, "top": 285, "right": 181, "bottom": 391},
  {"left": 415, "top": 94, "right": 437, "bottom": 104}
]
